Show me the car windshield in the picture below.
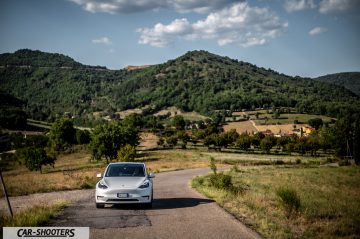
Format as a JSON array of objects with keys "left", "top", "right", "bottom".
[{"left": 105, "top": 164, "right": 145, "bottom": 177}]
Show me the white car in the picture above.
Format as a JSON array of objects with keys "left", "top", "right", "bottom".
[{"left": 95, "top": 162, "right": 155, "bottom": 208}]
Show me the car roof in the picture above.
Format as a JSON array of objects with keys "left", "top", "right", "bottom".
[{"left": 108, "top": 162, "right": 145, "bottom": 166}]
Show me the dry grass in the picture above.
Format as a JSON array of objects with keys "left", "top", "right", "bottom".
[
  {"left": 116, "top": 107, "right": 148, "bottom": 119},
  {"left": 154, "top": 106, "right": 208, "bottom": 121},
  {"left": 0, "top": 200, "right": 67, "bottom": 227},
  {"left": 256, "top": 123, "right": 308, "bottom": 135},
  {"left": 138, "top": 132, "right": 159, "bottom": 150},
  {"left": 193, "top": 166, "right": 360, "bottom": 239},
  {"left": 223, "top": 121, "right": 258, "bottom": 134}
]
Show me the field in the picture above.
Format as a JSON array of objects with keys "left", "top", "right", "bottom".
[
  {"left": 154, "top": 106, "right": 209, "bottom": 121},
  {"left": 192, "top": 166, "right": 360, "bottom": 239},
  {"left": 223, "top": 121, "right": 258, "bottom": 134}
]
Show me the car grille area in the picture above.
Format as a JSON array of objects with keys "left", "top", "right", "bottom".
[{"left": 107, "top": 199, "right": 139, "bottom": 202}]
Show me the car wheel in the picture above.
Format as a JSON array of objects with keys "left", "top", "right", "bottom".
[{"left": 96, "top": 203, "right": 105, "bottom": 208}]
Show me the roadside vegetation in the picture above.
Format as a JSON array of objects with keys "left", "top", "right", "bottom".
[
  {"left": 192, "top": 163, "right": 360, "bottom": 239},
  {"left": 0, "top": 200, "right": 67, "bottom": 227}
]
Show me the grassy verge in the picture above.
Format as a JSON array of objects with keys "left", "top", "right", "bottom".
[
  {"left": 192, "top": 166, "right": 360, "bottom": 239},
  {"left": 0, "top": 200, "right": 67, "bottom": 227}
]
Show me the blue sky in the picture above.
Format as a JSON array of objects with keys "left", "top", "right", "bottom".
[{"left": 0, "top": 0, "right": 359, "bottom": 77}]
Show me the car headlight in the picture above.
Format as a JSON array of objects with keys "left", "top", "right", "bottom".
[
  {"left": 98, "top": 181, "right": 108, "bottom": 189},
  {"left": 138, "top": 180, "right": 150, "bottom": 189}
]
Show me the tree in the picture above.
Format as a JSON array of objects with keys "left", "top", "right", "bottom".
[
  {"left": 176, "top": 131, "right": 190, "bottom": 148},
  {"left": 221, "top": 129, "right": 239, "bottom": 146},
  {"left": 20, "top": 147, "right": 55, "bottom": 173},
  {"left": 75, "top": 129, "right": 90, "bottom": 144},
  {"left": 308, "top": 118, "right": 323, "bottom": 130},
  {"left": 236, "top": 134, "right": 251, "bottom": 151},
  {"left": 90, "top": 122, "right": 139, "bottom": 163},
  {"left": 165, "top": 135, "right": 178, "bottom": 147},
  {"left": 48, "top": 118, "right": 76, "bottom": 152},
  {"left": 260, "top": 136, "right": 274, "bottom": 153},
  {"left": 172, "top": 115, "right": 186, "bottom": 130},
  {"left": 122, "top": 113, "right": 144, "bottom": 128},
  {"left": 117, "top": 144, "right": 136, "bottom": 162}
]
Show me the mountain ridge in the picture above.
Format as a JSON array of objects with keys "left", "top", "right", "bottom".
[
  {"left": 0, "top": 49, "right": 359, "bottom": 121},
  {"left": 315, "top": 72, "right": 360, "bottom": 96}
]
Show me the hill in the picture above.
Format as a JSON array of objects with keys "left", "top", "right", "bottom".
[
  {"left": 314, "top": 72, "right": 360, "bottom": 96},
  {"left": 1, "top": 49, "right": 359, "bottom": 122}
]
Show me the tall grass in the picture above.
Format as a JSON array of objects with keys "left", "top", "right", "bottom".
[
  {"left": 0, "top": 201, "right": 67, "bottom": 227},
  {"left": 192, "top": 166, "right": 360, "bottom": 239}
]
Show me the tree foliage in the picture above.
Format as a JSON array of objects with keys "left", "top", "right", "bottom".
[
  {"left": 117, "top": 144, "right": 136, "bottom": 162},
  {"left": 48, "top": 118, "right": 75, "bottom": 152},
  {"left": 19, "top": 147, "right": 55, "bottom": 173},
  {"left": 1, "top": 49, "right": 360, "bottom": 122},
  {"left": 90, "top": 122, "right": 139, "bottom": 163}
]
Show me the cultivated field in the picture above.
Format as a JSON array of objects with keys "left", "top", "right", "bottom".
[{"left": 223, "top": 121, "right": 258, "bottom": 134}]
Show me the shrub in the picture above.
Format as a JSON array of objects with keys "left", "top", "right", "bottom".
[
  {"left": 209, "top": 157, "right": 217, "bottom": 174},
  {"left": 117, "top": 144, "right": 136, "bottom": 162},
  {"left": 209, "top": 173, "right": 232, "bottom": 190},
  {"left": 276, "top": 187, "right": 301, "bottom": 218}
]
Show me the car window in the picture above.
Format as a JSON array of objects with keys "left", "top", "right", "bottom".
[{"left": 106, "top": 164, "right": 145, "bottom": 177}]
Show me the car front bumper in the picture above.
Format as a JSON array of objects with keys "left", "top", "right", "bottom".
[{"left": 95, "top": 187, "right": 152, "bottom": 204}]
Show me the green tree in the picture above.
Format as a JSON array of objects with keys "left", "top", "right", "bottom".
[
  {"left": 236, "top": 133, "right": 251, "bottom": 151},
  {"left": 172, "top": 115, "right": 186, "bottom": 130},
  {"left": 165, "top": 135, "right": 178, "bottom": 148},
  {"left": 20, "top": 147, "right": 56, "bottom": 173},
  {"left": 48, "top": 118, "right": 76, "bottom": 152},
  {"left": 90, "top": 122, "right": 139, "bottom": 163},
  {"left": 176, "top": 131, "right": 190, "bottom": 149},
  {"left": 260, "top": 136, "right": 274, "bottom": 153},
  {"left": 308, "top": 118, "right": 323, "bottom": 130},
  {"left": 117, "top": 144, "right": 136, "bottom": 162},
  {"left": 75, "top": 129, "right": 91, "bottom": 144}
]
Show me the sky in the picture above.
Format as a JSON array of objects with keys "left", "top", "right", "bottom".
[{"left": 0, "top": 0, "right": 359, "bottom": 77}]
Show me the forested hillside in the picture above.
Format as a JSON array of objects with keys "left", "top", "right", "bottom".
[
  {"left": 315, "top": 72, "right": 360, "bottom": 96},
  {"left": 1, "top": 49, "right": 359, "bottom": 121}
]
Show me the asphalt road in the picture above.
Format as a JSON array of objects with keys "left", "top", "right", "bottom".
[{"left": 47, "top": 168, "right": 262, "bottom": 239}]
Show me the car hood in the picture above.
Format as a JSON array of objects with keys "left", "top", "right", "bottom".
[{"left": 103, "top": 177, "right": 146, "bottom": 189}]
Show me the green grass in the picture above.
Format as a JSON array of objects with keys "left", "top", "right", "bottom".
[
  {"left": 192, "top": 166, "right": 360, "bottom": 239},
  {"left": 0, "top": 200, "right": 67, "bottom": 227}
]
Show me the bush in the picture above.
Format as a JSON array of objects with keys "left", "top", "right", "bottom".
[
  {"left": 276, "top": 187, "right": 301, "bottom": 218},
  {"left": 209, "top": 157, "right": 217, "bottom": 174},
  {"left": 117, "top": 144, "right": 136, "bottom": 162},
  {"left": 209, "top": 173, "right": 233, "bottom": 190}
]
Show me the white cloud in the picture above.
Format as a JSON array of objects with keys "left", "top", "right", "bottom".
[
  {"left": 309, "top": 27, "right": 328, "bottom": 35},
  {"left": 137, "top": 18, "right": 191, "bottom": 47},
  {"left": 69, "top": 0, "right": 239, "bottom": 14},
  {"left": 137, "top": 2, "right": 288, "bottom": 48},
  {"left": 172, "top": 0, "right": 239, "bottom": 13},
  {"left": 92, "top": 37, "right": 112, "bottom": 45},
  {"left": 284, "top": 0, "right": 316, "bottom": 12},
  {"left": 319, "top": 0, "right": 359, "bottom": 13}
]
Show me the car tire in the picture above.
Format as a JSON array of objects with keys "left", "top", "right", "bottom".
[{"left": 96, "top": 203, "right": 105, "bottom": 208}]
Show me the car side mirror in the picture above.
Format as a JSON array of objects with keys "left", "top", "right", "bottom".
[
  {"left": 96, "top": 173, "right": 102, "bottom": 178},
  {"left": 148, "top": 173, "right": 155, "bottom": 178}
]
